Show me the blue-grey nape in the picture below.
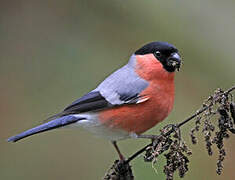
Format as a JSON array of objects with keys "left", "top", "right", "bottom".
[{"left": 95, "top": 55, "right": 149, "bottom": 105}]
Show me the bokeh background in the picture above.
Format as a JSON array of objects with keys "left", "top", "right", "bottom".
[{"left": 1, "top": 0, "right": 235, "bottom": 179}]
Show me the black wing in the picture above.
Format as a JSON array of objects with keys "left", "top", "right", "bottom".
[
  {"left": 63, "top": 91, "right": 145, "bottom": 114},
  {"left": 63, "top": 91, "right": 111, "bottom": 113},
  {"left": 46, "top": 90, "right": 148, "bottom": 122},
  {"left": 44, "top": 91, "right": 110, "bottom": 121}
]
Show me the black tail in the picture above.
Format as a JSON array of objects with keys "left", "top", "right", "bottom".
[{"left": 8, "top": 115, "right": 85, "bottom": 142}]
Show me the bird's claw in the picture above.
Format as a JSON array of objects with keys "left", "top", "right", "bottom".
[{"left": 137, "top": 134, "right": 160, "bottom": 142}]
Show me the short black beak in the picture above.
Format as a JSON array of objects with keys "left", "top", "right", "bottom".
[{"left": 168, "top": 52, "right": 181, "bottom": 71}]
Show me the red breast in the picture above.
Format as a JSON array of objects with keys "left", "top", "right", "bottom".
[{"left": 98, "top": 54, "right": 175, "bottom": 134}]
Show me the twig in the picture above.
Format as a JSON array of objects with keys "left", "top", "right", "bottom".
[
  {"left": 104, "top": 85, "right": 235, "bottom": 180},
  {"left": 125, "top": 85, "right": 235, "bottom": 164}
]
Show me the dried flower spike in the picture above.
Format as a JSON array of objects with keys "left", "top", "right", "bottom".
[{"left": 230, "top": 102, "right": 235, "bottom": 124}]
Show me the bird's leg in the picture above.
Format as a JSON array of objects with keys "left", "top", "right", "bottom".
[
  {"left": 163, "top": 124, "right": 178, "bottom": 131},
  {"left": 138, "top": 124, "right": 179, "bottom": 140},
  {"left": 112, "top": 141, "right": 125, "bottom": 161},
  {"left": 137, "top": 134, "right": 159, "bottom": 139},
  {"left": 137, "top": 134, "right": 159, "bottom": 141}
]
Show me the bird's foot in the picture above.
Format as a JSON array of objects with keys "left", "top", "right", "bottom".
[
  {"left": 138, "top": 124, "right": 180, "bottom": 141},
  {"left": 161, "top": 123, "right": 181, "bottom": 140},
  {"left": 137, "top": 134, "right": 160, "bottom": 142},
  {"left": 162, "top": 123, "right": 179, "bottom": 133}
]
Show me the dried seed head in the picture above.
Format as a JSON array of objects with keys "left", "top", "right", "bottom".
[
  {"left": 104, "top": 160, "right": 134, "bottom": 180},
  {"left": 190, "top": 128, "right": 197, "bottom": 144},
  {"left": 230, "top": 102, "right": 235, "bottom": 124},
  {"left": 202, "top": 117, "right": 214, "bottom": 156},
  {"left": 187, "top": 87, "right": 235, "bottom": 176},
  {"left": 163, "top": 140, "right": 191, "bottom": 179}
]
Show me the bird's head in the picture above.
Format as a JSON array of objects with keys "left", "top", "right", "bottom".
[{"left": 134, "top": 41, "right": 181, "bottom": 73}]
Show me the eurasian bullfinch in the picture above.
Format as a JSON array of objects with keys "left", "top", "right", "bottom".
[{"left": 8, "top": 41, "right": 181, "bottom": 160}]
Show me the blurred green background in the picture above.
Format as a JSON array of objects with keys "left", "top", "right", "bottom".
[{"left": 1, "top": 0, "right": 235, "bottom": 179}]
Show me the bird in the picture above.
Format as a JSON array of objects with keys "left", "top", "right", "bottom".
[{"left": 7, "top": 41, "right": 181, "bottom": 160}]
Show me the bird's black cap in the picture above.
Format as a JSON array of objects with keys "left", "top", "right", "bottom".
[{"left": 135, "top": 41, "right": 178, "bottom": 55}]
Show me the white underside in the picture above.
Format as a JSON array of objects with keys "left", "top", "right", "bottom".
[{"left": 65, "top": 113, "right": 137, "bottom": 141}]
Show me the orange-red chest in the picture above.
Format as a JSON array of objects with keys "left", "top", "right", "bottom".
[{"left": 98, "top": 54, "right": 175, "bottom": 134}]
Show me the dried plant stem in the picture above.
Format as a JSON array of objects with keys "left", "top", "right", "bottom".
[
  {"left": 125, "top": 86, "right": 235, "bottom": 164},
  {"left": 104, "top": 85, "right": 235, "bottom": 180}
]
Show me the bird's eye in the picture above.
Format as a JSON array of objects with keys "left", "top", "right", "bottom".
[{"left": 154, "top": 51, "right": 161, "bottom": 57}]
